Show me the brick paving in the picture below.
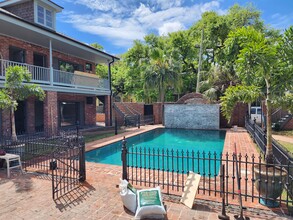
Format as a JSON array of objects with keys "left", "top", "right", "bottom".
[{"left": 0, "top": 126, "right": 292, "bottom": 219}]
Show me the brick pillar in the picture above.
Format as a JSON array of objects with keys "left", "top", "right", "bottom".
[
  {"left": 153, "top": 102, "right": 162, "bottom": 124},
  {"left": 26, "top": 49, "right": 33, "bottom": 65},
  {"left": 26, "top": 96, "right": 35, "bottom": 134},
  {"left": 44, "top": 91, "right": 58, "bottom": 134},
  {"left": 0, "top": 36, "right": 9, "bottom": 59},
  {"left": 2, "top": 109, "right": 11, "bottom": 136},
  {"left": 104, "top": 95, "right": 112, "bottom": 126},
  {"left": 85, "top": 96, "right": 96, "bottom": 126}
]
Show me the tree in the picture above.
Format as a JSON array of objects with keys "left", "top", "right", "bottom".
[
  {"left": 142, "top": 36, "right": 182, "bottom": 124},
  {"left": 0, "top": 66, "right": 45, "bottom": 141},
  {"left": 220, "top": 26, "right": 293, "bottom": 163}
]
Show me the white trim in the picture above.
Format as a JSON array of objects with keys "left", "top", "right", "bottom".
[{"left": 34, "top": 0, "right": 55, "bottom": 30}]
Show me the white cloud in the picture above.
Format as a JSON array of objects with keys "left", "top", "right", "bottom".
[
  {"left": 152, "top": 0, "right": 184, "bottom": 10},
  {"left": 158, "top": 22, "right": 185, "bottom": 36},
  {"left": 270, "top": 13, "right": 293, "bottom": 30},
  {"left": 60, "top": 0, "right": 225, "bottom": 48}
]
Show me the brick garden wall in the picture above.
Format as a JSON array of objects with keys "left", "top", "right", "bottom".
[{"left": 283, "top": 118, "right": 293, "bottom": 130}]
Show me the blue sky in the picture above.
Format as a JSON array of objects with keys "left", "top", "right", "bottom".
[{"left": 53, "top": 0, "right": 293, "bottom": 55}]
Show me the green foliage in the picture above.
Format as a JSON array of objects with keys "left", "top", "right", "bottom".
[
  {"left": 95, "top": 64, "right": 108, "bottom": 78},
  {"left": 90, "top": 42, "right": 104, "bottom": 50},
  {"left": 0, "top": 66, "right": 45, "bottom": 111},
  {"left": 220, "top": 85, "right": 261, "bottom": 121},
  {"left": 0, "top": 66, "right": 45, "bottom": 140}
]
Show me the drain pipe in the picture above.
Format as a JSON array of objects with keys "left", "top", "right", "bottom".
[{"left": 108, "top": 57, "right": 115, "bottom": 126}]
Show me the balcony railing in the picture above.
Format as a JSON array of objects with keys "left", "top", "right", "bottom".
[{"left": 0, "top": 59, "right": 110, "bottom": 92}]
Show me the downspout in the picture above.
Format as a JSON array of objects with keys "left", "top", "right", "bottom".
[
  {"left": 108, "top": 57, "right": 115, "bottom": 126},
  {"left": 49, "top": 39, "right": 53, "bottom": 86}
]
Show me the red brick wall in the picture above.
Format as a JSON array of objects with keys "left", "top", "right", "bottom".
[
  {"left": 0, "top": 36, "right": 95, "bottom": 73},
  {"left": 176, "top": 92, "right": 208, "bottom": 104},
  {"left": 123, "top": 103, "right": 144, "bottom": 115},
  {"left": 153, "top": 103, "right": 162, "bottom": 124},
  {"left": 4, "top": 1, "right": 34, "bottom": 23},
  {"left": 283, "top": 119, "right": 293, "bottom": 130},
  {"left": 44, "top": 91, "right": 58, "bottom": 134},
  {"left": 221, "top": 103, "right": 248, "bottom": 128},
  {"left": 58, "top": 93, "right": 96, "bottom": 126}
]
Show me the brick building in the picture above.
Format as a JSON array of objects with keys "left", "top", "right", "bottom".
[{"left": 0, "top": 0, "right": 118, "bottom": 135}]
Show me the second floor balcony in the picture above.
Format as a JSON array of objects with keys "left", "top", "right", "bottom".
[{"left": 0, "top": 59, "right": 110, "bottom": 95}]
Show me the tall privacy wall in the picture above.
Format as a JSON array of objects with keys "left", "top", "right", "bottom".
[{"left": 164, "top": 104, "right": 220, "bottom": 130}]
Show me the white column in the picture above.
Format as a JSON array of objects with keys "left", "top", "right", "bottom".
[{"left": 49, "top": 39, "right": 53, "bottom": 86}]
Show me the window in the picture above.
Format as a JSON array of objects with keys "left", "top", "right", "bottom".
[
  {"left": 33, "top": 53, "right": 47, "bottom": 67},
  {"left": 37, "top": 4, "right": 53, "bottom": 29},
  {"left": 85, "top": 63, "right": 93, "bottom": 73},
  {"left": 9, "top": 46, "right": 26, "bottom": 63}
]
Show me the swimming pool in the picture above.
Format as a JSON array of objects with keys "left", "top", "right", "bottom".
[{"left": 86, "top": 128, "right": 226, "bottom": 172}]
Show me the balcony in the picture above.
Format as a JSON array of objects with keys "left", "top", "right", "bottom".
[{"left": 0, "top": 59, "right": 110, "bottom": 95}]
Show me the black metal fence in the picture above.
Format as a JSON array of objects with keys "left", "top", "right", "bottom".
[
  {"left": 245, "top": 117, "right": 293, "bottom": 165},
  {"left": 0, "top": 129, "right": 86, "bottom": 199},
  {"left": 121, "top": 140, "right": 293, "bottom": 209}
]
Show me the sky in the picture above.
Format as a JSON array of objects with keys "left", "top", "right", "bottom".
[{"left": 52, "top": 0, "right": 293, "bottom": 55}]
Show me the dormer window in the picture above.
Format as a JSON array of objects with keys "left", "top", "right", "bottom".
[{"left": 37, "top": 4, "right": 53, "bottom": 29}]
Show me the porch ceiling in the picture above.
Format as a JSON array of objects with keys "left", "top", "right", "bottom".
[{"left": 0, "top": 12, "right": 118, "bottom": 64}]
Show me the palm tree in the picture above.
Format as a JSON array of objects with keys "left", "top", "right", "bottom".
[
  {"left": 143, "top": 44, "right": 182, "bottom": 124},
  {"left": 221, "top": 26, "right": 293, "bottom": 164}
]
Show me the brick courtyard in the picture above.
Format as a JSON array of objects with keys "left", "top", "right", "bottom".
[{"left": 0, "top": 126, "right": 291, "bottom": 219}]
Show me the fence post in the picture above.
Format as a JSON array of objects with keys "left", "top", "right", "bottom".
[
  {"left": 115, "top": 117, "right": 118, "bottom": 135},
  {"left": 138, "top": 115, "right": 140, "bottom": 129},
  {"left": 121, "top": 136, "right": 128, "bottom": 180},
  {"left": 77, "top": 121, "right": 86, "bottom": 182},
  {"left": 253, "top": 118, "right": 256, "bottom": 141},
  {"left": 79, "top": 140, "right": 86, "bottom": 182}
]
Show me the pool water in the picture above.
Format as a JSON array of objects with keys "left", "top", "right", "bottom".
[{"left": 86, "top": 128, "right": 226, "bottom": 174}]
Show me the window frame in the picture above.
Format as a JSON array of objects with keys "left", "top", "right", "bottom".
[{"left": 34, "top": 1, "right": 56, "bottom": 30}]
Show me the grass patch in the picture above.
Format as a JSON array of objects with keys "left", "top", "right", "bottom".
[
  {"left": 84, "top": 130, "right": 125, "bottom": 143},
  {"left": 273, "top": 130, "right": 293, "bottom": 137},
  {"left": 276, "top": 140, "right": 293, "bottom": 154}
]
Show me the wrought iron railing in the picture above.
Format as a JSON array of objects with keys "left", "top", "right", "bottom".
[
  {"left": 121, "top": 142, "right": 293, "bottom": 209},
  {"left": 245, "top": 117, "right": 293, "bottom": 164},
  {"left": 0, "top": 129, "right": 85, "bottom": 176}
]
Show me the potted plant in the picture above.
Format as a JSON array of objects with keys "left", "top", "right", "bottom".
[{"left": 221, "top": 26, "right": 293, "bottom": 207}]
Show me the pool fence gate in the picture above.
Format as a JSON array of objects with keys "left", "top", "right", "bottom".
[{"left": 0, "top": 126, "right": 86, "bottom": 200}]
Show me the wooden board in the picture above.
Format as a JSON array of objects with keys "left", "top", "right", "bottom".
[{"left": 180, "top": 172, "right": 201, "bottom": 209}]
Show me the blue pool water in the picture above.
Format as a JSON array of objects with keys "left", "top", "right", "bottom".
[{"left": 86, "top": 128, "right": 226, "bottom": 174}]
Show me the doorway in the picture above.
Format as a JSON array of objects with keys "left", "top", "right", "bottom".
[{"left": 15, "top": 101, "right": 26, "bottom": 134}]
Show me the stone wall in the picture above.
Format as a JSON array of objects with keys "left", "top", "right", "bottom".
[{"left": 164, "top": 104, "right": 220, "bottom": 130}]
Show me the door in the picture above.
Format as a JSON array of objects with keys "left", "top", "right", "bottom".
[{"left": 15, "top": 101, "right": 26, "bottom": 134}]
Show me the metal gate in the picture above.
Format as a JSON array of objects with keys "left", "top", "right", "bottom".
[{"left": 52, "top": 133, "right": 86, "bottom": 200}]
